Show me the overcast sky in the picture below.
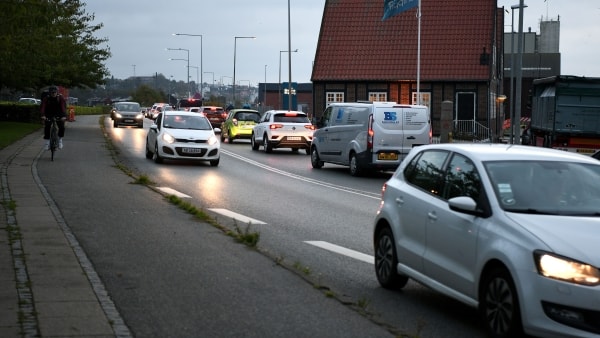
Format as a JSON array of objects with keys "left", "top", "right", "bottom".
[{"left": 83, "top": 0, "right": 600, "bottom": 86}]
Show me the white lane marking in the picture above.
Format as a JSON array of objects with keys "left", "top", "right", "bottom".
[
  {"left": 156, "top": 187, "right": 192, "bottom": 198},
  {"left": 208, "top": 208, "right": 267, "bottom": 225},
  {"left": 220, "top": 149, "right": 381, "bottom": 200},
  {"left": 305, "top": 241, "right": 374, "bottom": 264}
]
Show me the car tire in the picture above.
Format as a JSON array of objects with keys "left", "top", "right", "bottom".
[
  {"left": 311, "top": 147, "right": 324, "bottom": 168},
  {"left": 227, "top": 131, "right": 234, "bottom": 144},
  {"left": 137, "top": 123, "right": 143, "bottom": 128},
  {"left": 479, "top": 267, "right": 523, "bottom": 338},
  {"left": 209, "top": 158, "right": 220, "bottom": 167},
  {"left": 153, "top": 142, "right": 163, "bottom": 164},
  {"left": 349, "top": 152, "right": 363, "bottom": 176},
  {"left": 374, "top": 226, "right": 408, "bottom": 289},
  {"left": 263, "top": 134, "right": 272, "bottom": 153},
  {"left": 305, "top": 147, "right": 311, "bottom": 155},
  {"left": 145, "top": 139, "right": 153, "bottom": 159},
  {"left": 220, "top": 131, "right": 226, "bottom": 142},
  {"left": 251, "top": 134, "right": 260, "bottom": 151},
  {"left": 113, "top": 120, "right": 118, "bottom": 128}
]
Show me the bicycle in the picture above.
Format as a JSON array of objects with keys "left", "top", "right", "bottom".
[{"left": 48, "top": 117, "right": 61, "bottom": 161}]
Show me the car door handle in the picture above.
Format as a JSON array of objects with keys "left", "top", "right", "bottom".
[
  {"left": 407, "top": 136, "right": 416, "bottom": 139},
  {"left": 394, "top": 197, "right": 403, "bottom": 205},
  {"left": 427, "top": 211, "right": 438, "bottom": 221}
]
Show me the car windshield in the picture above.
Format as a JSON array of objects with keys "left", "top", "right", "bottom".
[
  {"left": 485, "top": 160, "right": 600, "bottom": 216},
  {"left": 273, "top": 114, "right": 309, "bottom": 123},
  {"left": 115, "top": 103, "right": 140, "bottom": 111},
  {"left": 163, "top": 115, "right": 212, "bottom": 130}
]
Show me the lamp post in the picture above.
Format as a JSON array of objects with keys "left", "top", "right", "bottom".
[
  {"left": 279, "top": 49, "right": 298, "bottom": 109},
  {"left": 166, "top": 48, "right": 190, "bottom": 94},
  {"left": 264, "top": 64, "right": 267, "bottom": 111},
  {"left": 233, "top": 36, "right": 256, "bottom": 106},
  {"left": 189, "top": 65, "right": 200, "bottom": 93},
  {"left": 173, "top": 33, "right": 203, "bottom": 95},
  {"left": 509, "top": 3, "right": 527, "bottom": 144},
  {"left": 204, "top": 72, "right": 214, "bottom": 88}
]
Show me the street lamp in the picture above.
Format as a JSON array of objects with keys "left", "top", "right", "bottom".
[
  {"left": 166, "top": 47, "right": 190, "bottom": 94},
  {"left": 509, "top": 3, "right": 527, "bottom": 144},
  {"left": 173, "top": 33, "right": 203, "bottom": 95},
  {"left": 264, "top": 64, "right": 267, "bottom": 111},
  {"left": 279, "top": 49, "right": 298, "bottom": 109},
  {"left": 233, "top": 36, "right": 256, "bottom": 105}
]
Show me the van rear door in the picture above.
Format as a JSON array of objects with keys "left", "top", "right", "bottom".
[{"left": 372, "top": 105, "right": 430, "bottom": 163}]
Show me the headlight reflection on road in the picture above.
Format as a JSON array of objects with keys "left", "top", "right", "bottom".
[{"left": 195, "top": 172, "right": 224, "bottom": 205}]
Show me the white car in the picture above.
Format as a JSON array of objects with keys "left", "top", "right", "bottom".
[
  {"left": 251, "top": 110, "right": 314, "bottom": 154},
  {"left": 145, "top": 111, "right": 220, "bottom": 166},
  {"left": 373, "top": 143, "right": 600, "bottom": 338}
]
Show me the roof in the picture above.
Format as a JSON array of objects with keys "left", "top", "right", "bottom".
[{"left": 312, "top": 0, "right": 500, "bottom": 82}]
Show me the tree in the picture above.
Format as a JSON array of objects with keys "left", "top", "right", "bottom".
[
  {"left": 131, "top": 85, "right": 165, "bottom": 107},
  {"left": 0, "top": 0, "right": 111, "bottom": 92}
]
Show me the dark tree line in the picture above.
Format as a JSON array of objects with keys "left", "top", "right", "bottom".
[{"left": 0, "top": 0, "right": 110, "bottom": 92}]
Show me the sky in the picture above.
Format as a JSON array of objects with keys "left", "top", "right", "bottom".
[{"left": 83, "top": 0, "right": 600, "bottom": 87}]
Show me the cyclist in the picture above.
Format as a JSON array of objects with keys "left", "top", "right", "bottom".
[{"left": 40, "top": 86, "right": 67, "bottom": 150}]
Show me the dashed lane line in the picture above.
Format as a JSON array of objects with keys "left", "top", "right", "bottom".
[
  {"left": 208, "top": 208, "right": 267, "bottom": 225},
  {"left": 305, "top": 240, "right": 374, "bottom": 264}
]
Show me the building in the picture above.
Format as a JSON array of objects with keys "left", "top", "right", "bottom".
[{"left": 311, "top": 0, "right": 505, "bottom": 140}]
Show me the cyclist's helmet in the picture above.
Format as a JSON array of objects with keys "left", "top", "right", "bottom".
[{"left": 48, "top": 86, "right": 58, "bottom": 93}]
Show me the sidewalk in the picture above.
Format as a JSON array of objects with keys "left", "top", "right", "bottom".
[{"left": 0, "top": 120, "right": 129, "bottom": 337}]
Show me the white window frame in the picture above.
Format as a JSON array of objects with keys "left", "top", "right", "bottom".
[
  {"left": 326, "top": 92, "right": 344, "bottom": 105},
  {"left": 368, "top": 92, "right": 387, "bottom": 102},
  {"left": 412, "top": 91, "right": 431, "bottom": 109}
]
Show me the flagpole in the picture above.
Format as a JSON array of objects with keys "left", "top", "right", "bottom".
[{"left": 416, "top": 0, "right": 421, "bottom": 105}]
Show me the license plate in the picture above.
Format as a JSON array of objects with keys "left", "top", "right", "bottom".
[
  {"left": 182, "top": 147, "right": 202, "bottom": 154},
  {"left": 124, "top": 119, "right": 134, "bottom": 123},
  {"left": 287, "top": 136, "right": 301, "bottom": 141},
  {"left": 378, "top": 152, "right": 398, "bottom": 160}
]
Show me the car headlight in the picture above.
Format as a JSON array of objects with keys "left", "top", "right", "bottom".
[
  {"left": 136, "top": 113, "right": 144, "bottom": 119},
  {"left": 162, "top": 133, "right": 175, "bottom": 144},
  {"left": 534, "top": 251, "right": 600, "bottom": 286},
  {"left": 114, "top": 113, "right": 122, "bottom": 118},
  {"left": 207, "top": 135, "right": 218, "bottom": 146}
]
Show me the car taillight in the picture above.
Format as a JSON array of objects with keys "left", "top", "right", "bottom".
[
  {"left": 367, "top": 115, "right": 374, "bottom": 150},
  {"left": 270, "top": 124, "right": 284, "bottom": 130},
  {"left": 305, "top": 125, "right": 315, "bottom": 130},
  {"left": 381, "top": 183, "right": 387, "bottom": 198},
  {"left": 221, "top": 113, "right": 228, "bottom": 119}
]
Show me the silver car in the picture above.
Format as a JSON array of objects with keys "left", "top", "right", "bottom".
[
  {"left": 112, "top": 101, "right": 143, "bottom": 128},
  {"left": 373, "top": 143, "right": 600, "bottom": 338}
]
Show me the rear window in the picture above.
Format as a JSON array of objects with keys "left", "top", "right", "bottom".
[
  {"left": 203, "top": 107, "right": 224, "bottom": 114},
  {"left": 273, "top": 114, "right": 310, "bottom": 123},
  {"left": 234, "top": 112, "right": 261, "bottom": 122}
]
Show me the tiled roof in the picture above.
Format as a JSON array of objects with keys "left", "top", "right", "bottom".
[{"left": 312, "top": 0, "right": 500, "bottom": 82}]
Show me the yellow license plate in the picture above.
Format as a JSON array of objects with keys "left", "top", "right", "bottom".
[{"left": 378, "top": 152, "right": 398, "bottom": 160}]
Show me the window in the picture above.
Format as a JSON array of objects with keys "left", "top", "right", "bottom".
[
  {"left": 326, "top": 92, "right": 344, "bottom": 105},
  {"left": 412, "top": 91, "right": 431, "bottom": 108},
  {"left": 443, "top": 154, "right": 482, "bottom": 200},
  {"left": 404, "top": 150, "right": 450, "bottom": 197},
  {"left": 369, "top": 92, "right": 387, "bottom": 102}
]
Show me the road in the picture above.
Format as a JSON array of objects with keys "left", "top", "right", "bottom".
[{"left": 41, "top": 115, "right": 487, "bottom": 337}]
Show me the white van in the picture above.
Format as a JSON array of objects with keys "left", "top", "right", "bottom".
[{"left": 311, "top": 102, "right": 431, "bottom": 176}]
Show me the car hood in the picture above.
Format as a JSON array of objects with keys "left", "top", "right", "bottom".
[
  {"left": 507, "top": 213, "right": 600, "bottom": 265},
  {"left": 166, "top": 128, "right": 214, "bottom": 139}
]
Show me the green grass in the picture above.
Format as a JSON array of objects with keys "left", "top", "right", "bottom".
[{"left": 0, "top": 121, "right": 42, "bottom": 149}]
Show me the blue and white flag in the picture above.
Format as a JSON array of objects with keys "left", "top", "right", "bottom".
[{"left": 382, "top": 0, "right": 418, "bottom": 21}]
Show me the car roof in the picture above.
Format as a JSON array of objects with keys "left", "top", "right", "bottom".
[
  {"left": 230, "top": 109, "right": 259, "bottom": 113},
  {"left": 415, "top": 143, "right": 599, "bottom": 164},
  {"left": 162, "top": 110, "right": 206, "bottom": 118}
]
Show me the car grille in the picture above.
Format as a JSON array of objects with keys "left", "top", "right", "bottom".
[{"left": 175, "top": 138, "right": 208, "bottom": 143}]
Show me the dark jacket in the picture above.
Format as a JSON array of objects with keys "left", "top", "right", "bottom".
[{"left": 41, "top": 94, "right": 67, "bottom": 119}]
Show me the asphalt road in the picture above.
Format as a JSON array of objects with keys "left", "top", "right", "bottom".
[{"left": 35, "top": 115, "right": 397, "bottom": 337}]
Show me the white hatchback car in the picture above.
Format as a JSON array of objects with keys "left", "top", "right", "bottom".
[
  {"left": 251, "top": 110, "right": 314, "bottom": 154},
  {"left": 145, "top": 111, "right": 220, "bottom": 166},
  {"left": 373, "top": 143, "right": 600, "bottom": 338}
]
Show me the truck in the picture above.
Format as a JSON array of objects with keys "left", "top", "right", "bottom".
[{"left": 526, "top": 75, "right": 600, "bottom": 155}]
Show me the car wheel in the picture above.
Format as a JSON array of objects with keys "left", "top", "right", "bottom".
[
  {"left": 209, "top": 158, "right": 220, "bottom": 167},
  {"left": 227, "top": 131, "right": 234, "bottom": 144},
  {"left": 479, "top": 267, "right": 523, "bottom": 338},
  {"left": 145, "top": 139, "right": 153, "bottom": 159},
  {"left": 251, "top": 134, "right": 260, "bottom": 151},
  {"left": 349, "top": 152, "right": 363, "bottom": 176},
  {"left": 291, "top": 148, "right": 299, "bottom": 152},
  {"left": 220, "top": 131, "right": 226, "bottom": 142},
  {"left": 305, "top": 147, "right": 311, "bottom": 155},
  {"left": 113, "top": 120, "right": 118, "bottom": 128},
  {"left": 137, "top": 123, "right": 143, "bottom": 128},
  {"left": 153, "top": 142, "right": 163, "bottom": 164},
  {"left": 374, "top": 226, "right": 408, "bottom": 289},
  {"left": 263, "top": 134, "right": 272, "bottom": 153},
  {"left": 311, "top": 147, "right": 324, "bottom": 168}
]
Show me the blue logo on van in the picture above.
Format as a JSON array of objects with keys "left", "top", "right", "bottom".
[{"left": 382, "top": 111, "right": 399, "bottom": 124}]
